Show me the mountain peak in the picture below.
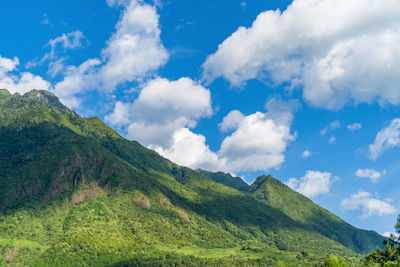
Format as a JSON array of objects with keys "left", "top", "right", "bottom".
[
  {"left": 0, "top": 89, "right": 12, "bottom": 98},
  {"left": 195, "top": 169, "right": 250, "bottom": 192},
  {"left": 250, "top": 174, "right": 277, "bottom": 190},
  {"left": 21, "top": 89, "right": 72, "bottom": 113}
]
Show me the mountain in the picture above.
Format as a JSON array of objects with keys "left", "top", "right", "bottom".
[
  {"left": 195, "top": 169, "right": 249, "bottom": 192},
  {"left": 0, "top": 89, "right": 382, "bottom": 266},
  {"left": 196, "top": 171, "right": 384, "bottom": 255},
  {"left": 249, "top": 175, "right": 384, "bottom": 254}
]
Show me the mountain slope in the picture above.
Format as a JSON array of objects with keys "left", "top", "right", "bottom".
[
  {"left": 196, "top": 170, "right": 383, "bottom": 254},
  {"left": 196, "top": 169, "right": 249, "bottom": 192},
  {"left": 0, "top": 90, "right": 381, "bottom": 266},
  {"left": 249, "top": 175, "right": 384, "bottom": 254}
]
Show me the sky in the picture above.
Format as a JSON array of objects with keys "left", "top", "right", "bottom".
[{"left": 1, "top": 0, "right": 400, "bottom": 235}]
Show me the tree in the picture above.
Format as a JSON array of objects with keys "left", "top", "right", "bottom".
[
  {"left": 325, "top": 255, "right": 347, "bottom": 267},
  {"left": 364, "top": 215, "right": 400, "bottom": 265}
]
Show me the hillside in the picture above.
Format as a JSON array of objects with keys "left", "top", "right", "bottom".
[
  {"left": 195, "top": 169, "right": 249, "bottom": 192},
  {"left": 249, "top": 175, "right": 384, "bottom": 254},
  {"left": 196, "top": 171, "right": 384, "bottom": 254},
  {"left": 0, "top": 89, "right": 382, "bottom": 266}
]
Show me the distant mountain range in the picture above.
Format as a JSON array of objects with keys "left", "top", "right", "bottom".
[{"left": 0, "top": 89, "right": 383, "bottom": 266}]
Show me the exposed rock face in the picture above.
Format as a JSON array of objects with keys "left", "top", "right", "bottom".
[{"left": 21, "top": 89, "right": 74, "bottom": 114}]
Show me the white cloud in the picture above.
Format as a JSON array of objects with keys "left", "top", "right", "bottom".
[
  {"left": 286, "top": 177, "right": 299, "bottom": 190},
  {"left": 151, "top": 128, "right": 226, "bottom": 172},
  {"left": 26, "top": 31, "right": 87, "bottom": 70},
  {"left": 286, "top": 170, "right": 334, "bottom": 198},
  {"left": 0, "top": 56, "right": 19, "bottom": 73},
  {"left": 355, "top": 168, "right": 385, "bottom": 183},
  {"left": 369, "top": 118, "right": 400, "bottom": 160},
  {"left": 0, "top": 55, "right": 50, "bottom": 95},
  {"left": 218, "top": 110, "right": 245, "bottom": 132},
  {"left": 328, "top": 136, "right": 336, "bottom": 144},
  {"left": 48, "top": 31, "right": 86, "bottom": 54},
  {"left": 99, "top": 0, "right": 168, "bottom": 91},
  {"left": 52, "top": 59, "right": 101, "bottom": 108},
  {"left": 106, "top": 0, "right": 131, "bottom": 7},
  {"left": 47, "top": 58, "right": 67, "bottom": 78},
  {"left": 383, "top": 232, "right": 400, "bottom": 239},
  {"left": 341, "top": 191, "right": 397, "bottom": 218},
  {"left": 302, "top": 150, "right": 312, "bottom": 159},
  {"left": 106, "top": 95, "right": 298, "bottom": 173},
  {"left": 347, "top": 123, "right": 362, "bottom": 132},
  {"left": 105, "top": 77, "right": 223, "bottom": 171},
  {"left": 104, "top": 101, "right": 132, "bottom": 127},
  {"left": 330, "top": 120, "right": 341, "bottom": 130},
  {"left": 106, "top": 77, "right": 212, "bottom": 148},
  {"left": 320, "top": 120, "right": 340, "bottom": 136},
  {"left": 217, "top": 98, "right": 298, "bottom": 173},
  {"left": 203, "top": 0, "right": 400, "bottom": 109},
  {"left": 52, "top": 0, "right": 168, "bottom": 107}
]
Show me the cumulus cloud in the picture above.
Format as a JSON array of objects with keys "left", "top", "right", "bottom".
[
  {"left": 151, "top": 128, "right": 226, "bottom": 172},
  {"left": 52, "top": 0, "right": 168, "bottom": 107},
  {"left": 302, "top": 150, "right": 312, "bottom": 159},
  {"left": 99, "top": 0, "right": 168, "bottom": 91},
  {"left": 0, "top": 56, "right": 19, "bottom": 73},
  {"left": 106, "top": 77, "right": 212, "bottom": 147},
  {"left": 106, "top": 95, "right": 298, "bottom": 173},
  {"left": 341, "top": 191, "right": 397, "bottom": 218},
  {"left": 369, "top": 118, "right": 400, "bottom": 160},
  {"left": 104, "top": 101, "right": 132, "bottom": 127},
  {"left": 383, "top": 232, "right": 400, "bottom": 239},
  {"left": 53, "top": 59, "right": 101, "bottom": 108},
  {"left": 285, "top": 170, "right": 334, "bottom": 198},
  {"left": 0, "top": 55, "right": 50, "bottom": 95},
  {"left": 203, "top": 0, "right": 400, "bottom": 109},
  {"left": 218, "top": 98, "right": 298, "bottom": 172},
  {"left": 355, "top": 168, "right": 385, "bottom": 183},
  {"left": 218, "top": 110, "right": 245, "bottom": 132},
  {"left": 105, "top": 77, "right": 223, "bottom": 171},
  {"left": 347, "top": 123, "right": 362, "bottom": 132}
]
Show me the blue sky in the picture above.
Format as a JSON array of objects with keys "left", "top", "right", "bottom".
[{"left": 1, "top": 0, "right": 400, "bottom": 236}]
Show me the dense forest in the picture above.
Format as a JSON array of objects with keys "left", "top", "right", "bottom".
[{"left": 0, "top": 89, "right": 389, "bottom": 266}]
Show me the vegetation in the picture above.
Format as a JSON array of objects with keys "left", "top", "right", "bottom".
[
  {"left": 196, "top": 169, "right": 249, "bottom": 192},
  {"left": 249, "top": 175, "right": 384, "bottom": 254},
  {"left": 0, "top": 90, "right": 383, "bottom": 266},
  {"left": 364, "top": 215, "right": 400, "bottom": 266}
]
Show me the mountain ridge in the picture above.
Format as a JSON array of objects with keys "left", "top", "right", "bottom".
[
  {"left": 196, "top": 171, "right": 383, "bottom": 254},
  {"left": 0, "top": 89, "right": 383, "bottom": 266}
]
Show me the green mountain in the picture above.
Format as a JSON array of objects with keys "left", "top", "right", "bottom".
[
  {"left": 249, "top": 175, "right": 383, "bottom": 254},
  {"left": 196, "top": 171, "right": 384, "bottom": 255},
  {"left": 195, "top": 169, "right": 249, "bottom": 192},
  {"left": 0, "top": 90, "right": 382, "bottom": 266}
]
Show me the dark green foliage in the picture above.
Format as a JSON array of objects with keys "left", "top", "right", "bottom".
[
  {"left": 249, "top": 175, "right": 384, "bottom": 254},
  {"left": 0, "top": 90, "right": 380, "bottom": 266},
  {"left": 325, "top": 255, "right": 347, "bottom": 266},
  {"left": 364, "top": 215, "right": 400, "bottom": 266},
  {"left": 196, "top": 169, "right": 250, "bottom": 192}
]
